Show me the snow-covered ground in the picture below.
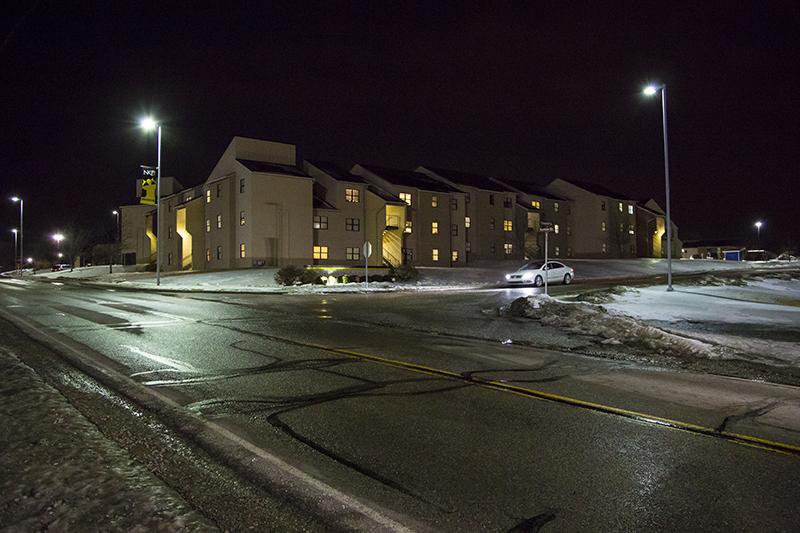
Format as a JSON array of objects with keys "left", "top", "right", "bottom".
[
  {"left": 604, "top": 276, "right": 800, "bottom": 367},
  {"left": 0, "top": 347, "right": 213, "bottom": 531},
  {"left": 12, "top": 258, "right": 798, "bottom": 293}
]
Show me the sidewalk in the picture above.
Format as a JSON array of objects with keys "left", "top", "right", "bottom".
[{"left": 0, "top": 347, "right": 215, "bottom": 531}]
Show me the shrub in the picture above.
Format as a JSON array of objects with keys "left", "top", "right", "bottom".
[
  {"left": 389, "top": 264, "right": 419, "bottom": 282},
  {"left": 275, "top": 265, "right": 314, "bottom": 285}
]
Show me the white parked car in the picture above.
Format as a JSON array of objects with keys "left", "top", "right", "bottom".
[{"left": 505, "top": 261, "right": 575, "bottom": 287}]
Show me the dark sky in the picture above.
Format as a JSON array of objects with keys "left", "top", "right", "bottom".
[{"left": 2, "top": 1, "right": 798, "bottom": 265}]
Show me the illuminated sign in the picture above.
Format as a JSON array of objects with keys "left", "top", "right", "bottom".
[{"left": 139, "top": 165, "right": 157, "bottom": 205}]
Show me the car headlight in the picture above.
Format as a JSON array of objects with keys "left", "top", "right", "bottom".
[{"left": 505, "top": 274, "right": 511, "bottom": 280}]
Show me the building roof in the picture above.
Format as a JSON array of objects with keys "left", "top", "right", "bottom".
[
  {"left": 358, "top": 164, "right": 462, "bottom": 193},
  {"left": 305, "top": 159, "right": 367, "bottom": 183},
  {"left": 236, "top": 159, "right": 308, "bottom": 177},
  {"left": 367, "top": 185, "right": 406, "bottom": 205},
  {"left": 497, "top": 178, "right": 567, "bottom": 201},
  {"left": 313, "top": 195, "right": 336, "bottom": 210},
  {"left": 561, "top": 179, "right": 634, "bottom": 201},
  {"left": 420, "top": 167, "right": 509, "bottom": 192}
]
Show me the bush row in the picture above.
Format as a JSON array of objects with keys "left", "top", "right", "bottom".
[{"left": 274, "top": 264, "right": 418, "bottom": 286}]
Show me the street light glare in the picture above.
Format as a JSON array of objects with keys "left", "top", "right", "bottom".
[
  {"left": 755, "top": 221, "right": 763, "bottom": 228},
  {"left": 11, "top": 228, "right": 17, "bottom": 234},
  {"left": 52, "top": 233, "right": 65, "bottom": 242},
  {"left": 140, "top": 117, "right": 158, "bottom": 131},
  {"left": 643, "top": 86, "right": 658, "bottom": 96},
  {"left": 11, "top": 196, "right": 20, "bottom": 202},
  {"left": 112, "top": 210, "right": 119, "bottom": 215}
]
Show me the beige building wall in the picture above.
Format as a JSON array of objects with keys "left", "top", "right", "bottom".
[{"left": 119, "top": 204, "right": 156, "bottom": 265}]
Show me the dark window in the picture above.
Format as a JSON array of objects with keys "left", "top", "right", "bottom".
[
  {"left": 503, "top": 197, "right": 512, "bottom": 208},
  {"left": 450, "top": 197, "right": 458, "bottom": 210},
  {"left": 216, "top": 246, "right": 222, "bottom": 260},
  {"left": 489, "top": 194, "right": 495, "bottom": 206},
  {"left": 239, "top": 178, "right": 245, "bottom": 193},
  {"left": 313, "top": 215, "right": 328, "bottom": 230},
  {"left": 345, "top": 218, "right": 360, "bottom": 231},
  {"left": 451, "top": 224, "right": 458, "bottom": 236}
]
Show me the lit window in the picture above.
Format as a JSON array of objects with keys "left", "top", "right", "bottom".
[
  {"left": 240, "top": 211, "right": 246, "bottom": 226},
  {"left": 206, "top": 190, "right": 211, "bottom": 203},
  {"left": 404, "top": 220, "right": 413, "bottom": 233},
  {"left": 184, "top": 193, "right": 193, "bottom": 202},
  {"left": 601, "top": 221, "right": 607, "bottom": 232},
  {"left": 504, "top": 243, "right": 513, "bottom": 255},
  {"left": 346, "top": 247, "right": 360, "bottom": 260},
  {"left": 628, "top": 204, "right": 634, "bottom": 215},
  {"left": 629, "top": 224, "right": 635, "bottom": 235},
  {"left": 217, "top": 214, "right": 222, "bottom": 229},
  {"left": 554, "top": 202, "right": 559, "bottom": 213},
  {"left": 313, "top": 215, "right": 328, "bottom": 230},
  {"left": 239, "top": 243, "right": 246, "bottom": 258},
  {"left": 240, "top": 178, "right": 245, "bottom": 193},
  {"left": 205, "top": 219, "right": 210, "bottom": 233},
  {"left": 503, "top": 220, "right": 513, "bottom": 232},
  {"left": 399, "top": 192, "right": 412, "bottom": 206},
  {"left": 531, "top": 200, "right": 541, "bottom": 209},
  {"left": 431, "top": 195, "right": 438, "bottom": 208},
  {"left": 451, "top": 250, "right": 459, "bottom": 262},
  {"left": 618, "top": 202, "right": 623, "bottom": 212},
  {"left": 465, "top": 216, "right": 471, "bottom": 228},
  {"left": 555, "top": 246, "right": 560, "bottom": 256},
  {"left": 451, "top": 224, "right": 458, "bottom": 236},
  {"left": 345, "top": 188, "right": 360, "bottom": 203},
  {"left": 432, "top": 248, "right": 439, "bottom": 261},
  {"left": 431, "top": 221, "right": 439, "bottom": 234},
  {"left": 490, "top": 218, "right": 495, "bottom": 230},
  {"left": 601, "top": 243, "right": 607, "bottom": 254},
  {"left": 345, "top": 218, "right": 360, "bottom": 231},
  {"left": 205, "top": 248, "right": 211, "bottom": 262},
  {"left": 554, "top": 224, "right": 560, "bottom": 234},
  {"left": 216, "top": 246, "right": 223, "bottom": 260},
  {"left": 313, "top": 246, "right": 329, "bottom": 260}
]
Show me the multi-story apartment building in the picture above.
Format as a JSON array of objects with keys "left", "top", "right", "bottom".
[
  {"left": 544, "top": 179, "right": 638, "bottom": 258},
  {"left": 490, "top": 178, "right": 573, "bottom": 260},
  {"left": 304, "top": 160, "right": 406, "bottom": 267},
  {"left": 351, "top": 165, "right": 467, "bottom": 267},
  {"left": 120, "top": 135, "right": 676, "bottom": 272},
  {"left": 416, "top": 167, "right": 524, "bottom": 262}
]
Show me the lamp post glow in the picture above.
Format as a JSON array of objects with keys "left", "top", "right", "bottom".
[
  {"left": 755, "top": 221, "right": 763, "bottom": 245},
  {"left": 11, "top": 229, "right": 18, "bottom": 271},
  {"left": 643, "top": 84, "right": 674, "bottom": 291},
  {"left": 140, "top": 117, "right": 162, "bottom": 286},
  {"left": 10, "top": 197, "right": 23, "bottom": 273}
]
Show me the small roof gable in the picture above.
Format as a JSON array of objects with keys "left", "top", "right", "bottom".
[
  {"left": 420, "top": 167, "right": 508, "bottom": 192},
  {"left": 561, "top": 179, "right": 634, "bottom": 201},
  {"left": 236, "top": 159, "right": 308, "bottom": 177},
  {"left": 305, "top": 159, "right": 367, "bottom": 183},
  {"left": 498, "top": 178, "right": 567, "bottom": 201},
  {"left": 359, "top": 164, "right": 462, "bottom": 193}
]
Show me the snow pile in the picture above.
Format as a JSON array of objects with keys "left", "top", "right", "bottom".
[
  {"left": 506, "top": 294, "right": 716, "bottom": 358},
  {"left": 0, "top": 348, "right": 213, "bottom": 531}
]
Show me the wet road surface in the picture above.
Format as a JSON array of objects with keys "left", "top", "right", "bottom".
[{"left": 1, "top": 277, "right": 799, "bottom": 532}]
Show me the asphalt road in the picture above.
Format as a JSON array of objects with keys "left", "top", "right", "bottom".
[{"left": 1, "top": 277, "right": 799, "bottom": 532}]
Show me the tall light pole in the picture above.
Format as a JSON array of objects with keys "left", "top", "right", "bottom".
[
  {"left": 11, "top": 229, "right": 18, "bottom": 271},
  {"left": 755, "top": 221, "right": 763, "bottom": 246},
  {"left": 111, "top": 210, "right": 120, "bottom": 273},
  {"left": 644, "top": 84, "right": 674, "bottom": 291},
  {"left": 140, "top": 117, "right": 162, "bottom": 286},
  {"left": 10, "top": 197, "right": 23, "bottom": 273}
]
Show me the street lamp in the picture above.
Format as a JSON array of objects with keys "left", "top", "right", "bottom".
[
  {"left": 755, "top": 221, "right": 763, "bottom": 245},
  {"left": 140, "top": 116, "right": 162, "bottom": 286},
  {"left": 643, "top": 84, "right": 674, "bottom": 292},
  {"left": 10, "top": 197, "right": 23, "bottom": 273},
  {"left": 52, "top": 233, "right": 65, "bottom": 244}
]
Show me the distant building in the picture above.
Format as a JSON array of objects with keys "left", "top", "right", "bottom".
[{"left": 681, "top": 240, "right": 745, "bottom": 260}]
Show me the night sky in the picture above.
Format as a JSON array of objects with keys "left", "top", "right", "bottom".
[{"left": 2, "top": 2, "right": 798, "bottom": 266}]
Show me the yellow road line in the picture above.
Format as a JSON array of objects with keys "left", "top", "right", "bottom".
[{"left": 305, "top": 342, "right": 800, "bottom": 458}]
